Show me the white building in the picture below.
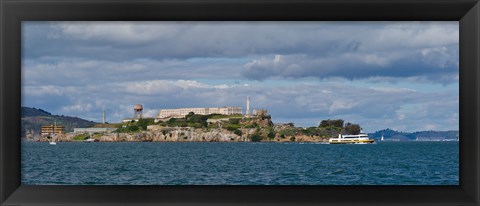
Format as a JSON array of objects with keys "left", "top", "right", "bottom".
[
  {"left": 73, "top": 128, "right": 117, "bottom": 133},
  {"left": 157, "top": 106, "right": 242, "bottom": 119},
  {"left": 122, "top": 118, "right": 141, "bottom": 123}
]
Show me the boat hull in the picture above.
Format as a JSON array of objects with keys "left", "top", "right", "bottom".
[{"left": 328, "top": 139, "right": 374, "bottom": 144}]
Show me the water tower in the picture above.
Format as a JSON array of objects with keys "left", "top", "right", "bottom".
[{"left": 134, "top": 104, "right": 143, "bottom": 119}]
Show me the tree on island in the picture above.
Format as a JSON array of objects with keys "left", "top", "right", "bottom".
[
  {"left": 185, "top": 112, "right": 208, "bottom": 127},
  {"left": 137, "top": 118, "right": 154, "bottom": 130},
  {"left": 234, "top": 129, "right": 243, "bottom": 136},
  {"left": 319, "top": 119, "right": 344, "bottom": 128},
  {"left": 250, "top": 134, "right": 261, "bottom": 142},
  {"left": 344, "top": 122, "right": 361, "bottom": 135},
  {"left": 267, "top": 132, "right": 275, "bottom": 139},
  {"left": 316, "top": 119, "right": 363, "bottom": 136}
]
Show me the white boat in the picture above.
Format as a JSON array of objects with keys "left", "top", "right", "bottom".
[
  {"left": 329, "top": 133, "right": 374, "bottom": 144},
  {"left": 49, "top": 137, "right": 57, "bottom": 145},
  {"left": 49, "top": 121, "right": 59, "bottom": 145},
  {"left": 84, "top": 138, "right": 95, "bottom": 143}
]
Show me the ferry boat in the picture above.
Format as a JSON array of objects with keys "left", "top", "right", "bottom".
[{"left": 329, "top": 133, "right": 375, "bottom": 144}]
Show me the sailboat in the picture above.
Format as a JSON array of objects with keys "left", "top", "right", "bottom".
[
  {"left": 381, "top": 135, "right": 384, "bottom": 141},
  {"left": 49, "top": 134, "right": 57, "bottom": 145}
]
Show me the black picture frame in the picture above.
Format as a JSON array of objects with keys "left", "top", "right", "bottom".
[{"left": 1, "top": 0, "right": 479, "bottom": 205}]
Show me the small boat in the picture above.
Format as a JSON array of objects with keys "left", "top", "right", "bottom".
[
  {"left": 329, "top": 133, "right": 374, "bottom": 144},
  {"left": 83, "top": 138, "right": 95, "bottom": 143},
  {"left": 49, "top": 121, "right": 59, "bottom": 145},
  {"left": 49, "top": 138, "right": 58, "bottom": 145}
]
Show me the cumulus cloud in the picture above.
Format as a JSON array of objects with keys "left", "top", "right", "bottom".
[
  {"left": 369, "top": 87, "right": 416, "bottom": 93},
  {"left": 21, "top": 21, "right": 459, "bottom": 132},
  {"left": 117, "top": 80, "right": 230, "bottom": 96},
  {"left": 242, "top": 45, "right": 458, "bottom": 82},
  {"left": 23, "top": 21, "right": 459, "bottom": 84},
  {"left": 50, "top": 22, "right": 182, "bottom": 45},
  {"left": 22, "top": 57, "right": 244, "bottom": 86},
  {"left": 61, "top": 102, "right": 93, "bottom": 113}
]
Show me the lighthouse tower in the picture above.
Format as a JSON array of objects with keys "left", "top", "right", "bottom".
[
  {"left": 246, "top": 96, "right": 251, "bottom": 116},
  {"left": 102, "top": 110, "right": 106, "bottom": 124}
]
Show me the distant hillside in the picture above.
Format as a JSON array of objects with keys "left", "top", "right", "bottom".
[
  {"left": 21, "top": 107, "right": 97, "bottom": 137},
  {"left": 21, "top": 107, "right": 51, "bottom": 117},
  {"left": 412, "top": 130, "right": 459, "bottom": 139},
  {"left": 368, "top": 128, "right": 459, "bottom": 141}
]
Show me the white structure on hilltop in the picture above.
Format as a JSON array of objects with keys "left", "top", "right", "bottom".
[
  {"left": 102, "top": 110, "right": 106, "bottom": 124},
  {"left": 156, "top": 106, "right": 242, "bottom": 119},
  {"left": 246, "top": 96, "right": 251, "bottom": 115}
]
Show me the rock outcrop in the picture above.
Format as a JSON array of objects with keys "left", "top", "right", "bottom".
[{"left": 31, "top": 127, "right": 260, "bottom": 142}]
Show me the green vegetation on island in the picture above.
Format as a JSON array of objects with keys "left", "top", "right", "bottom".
[
  {"left": 116, "top": 118, "right": 155, "bottom": 133},
  {"left": 72, "top": 133, "right": 90, "bottom": 141}
]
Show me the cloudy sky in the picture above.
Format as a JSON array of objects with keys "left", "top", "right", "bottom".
[{"left": 22, "top": 21, "right": 459, "bottom": 132}]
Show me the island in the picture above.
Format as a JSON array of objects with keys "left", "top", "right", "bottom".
[
  {"left": 23, "top": 106, "right": 363, "bottom": 142},
  {"left": 22, "top": 106, "right": 458, "bottom": 142}
]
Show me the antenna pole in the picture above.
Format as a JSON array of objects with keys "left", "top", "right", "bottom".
[
  {"left": 246, "top": 96, "right": 250, "bottom": 115},
  {"left": 103, "top": 110, "right": 106, "bottom": 124}
]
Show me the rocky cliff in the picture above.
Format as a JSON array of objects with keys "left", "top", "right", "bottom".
[
  {"left": 29, "top": 127, "right": 330, "bottom": 143},
  {"left": 31, "top": 127, "right": 256, "bottom": 142}
]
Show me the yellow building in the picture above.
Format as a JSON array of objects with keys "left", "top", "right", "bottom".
[{"left": 41, "top": 125, "right": 65, "bottom": 136}]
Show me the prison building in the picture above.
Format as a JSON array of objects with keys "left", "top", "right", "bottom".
[
  {"left": 157, "top": 106, "right": 242, "bottom": 118},
  {"left": 40, "top": 125, "right": 65, "bottom": 136}
]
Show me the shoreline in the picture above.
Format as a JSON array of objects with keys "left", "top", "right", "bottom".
[
  {"left": 23, "top": 140, "right": 333, "bottom": 143},
  {"left": 25, "top": 126, "right": 333, "bottom": 143},
  {"left": 23, "top": 137, "right": 331, "bottom": 143}
]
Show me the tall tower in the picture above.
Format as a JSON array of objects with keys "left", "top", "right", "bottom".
[
  {"left": 246, "top": 96, "right": 250, "bottom": 115},
  {"left": 102, "top": 110, "right": 106, "bottom": 124},
  {"left": 134, "top": 104, "right": 143, "bottom": 119}
]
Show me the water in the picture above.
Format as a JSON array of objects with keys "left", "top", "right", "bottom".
[{"left": 21, "top": 141, "right": 458, "bottom": 185}]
